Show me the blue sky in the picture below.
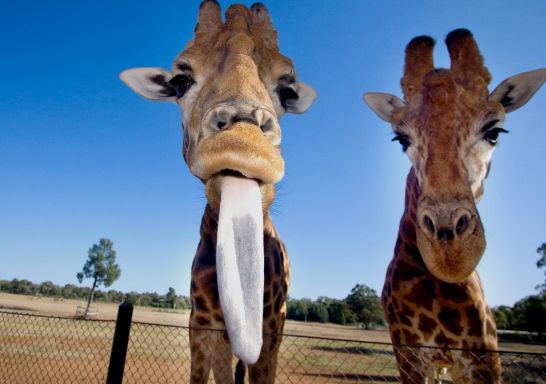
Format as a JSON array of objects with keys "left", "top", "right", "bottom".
[{"left": 1, "top": 0, "right": 545, "bottom": 307}]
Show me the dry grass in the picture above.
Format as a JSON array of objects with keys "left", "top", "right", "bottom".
[
  {"left": 1, "top": 292, "right": 544, "bottom": 352},
  {"left": 1, "top": 293, "right": 545, "bottom": 383},
  {"left": 0, "top": 293, "right": 388, "bottom": 340},
  {"left": 0, "top": 292, "right": 189, "bottom": 326},
  {"left": 0, "top": 311, "right": 399, "bottom": 384}
]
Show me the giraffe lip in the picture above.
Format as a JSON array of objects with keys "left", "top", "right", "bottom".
[
  {"left": 193, "top": 122, "right": 285, "bottom": 184},
  {"left": 215, "top": 169, "right": 263, "bottom": 185}
]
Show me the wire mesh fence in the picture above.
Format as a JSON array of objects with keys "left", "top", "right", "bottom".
[
  {"left": 0, "top": 310, "right": 114, "bottom": 383},
  {"left": 1, "top": 309, "right": 545, "bottom": 383}
]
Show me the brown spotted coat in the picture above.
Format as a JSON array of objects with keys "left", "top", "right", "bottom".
[
  {"left": 189, "top": 204, "right": 289, "bottom": 383},
  {"left": 383, "top": 170, "right": 500, "bottom": 383}
]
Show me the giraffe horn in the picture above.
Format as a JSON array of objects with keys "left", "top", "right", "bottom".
[
  {"left": 225, "top": 4, "right": 251, "bottom": 31},
  {"left": 249, "top": 3, "right": 279, "bottom": 50},
  {"left": 195, "top": 0, "right": 222, "bottom": 44},
  {"left": 446, "top": 28, "right": 492, "bottom": 96},
  {"left": 401, "top": 35, "right": 435, "bottom": 102}
]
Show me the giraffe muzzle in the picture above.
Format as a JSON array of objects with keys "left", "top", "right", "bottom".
[
  {"left": 193, "top": 120, "right": 285, "bottom": 185},
  {"left": 419, "top": 207, "right": 473, "bottom": 242},
  {"left": 416, "top": 202, "right": 486, "bottom": 282},
  {"left": 202, "top": 103, "right": 280, "bottom": 146}
]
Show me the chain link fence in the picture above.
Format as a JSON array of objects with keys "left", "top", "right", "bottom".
[{"left": 1, "top": 309, "right": 544, "bottom": 383}]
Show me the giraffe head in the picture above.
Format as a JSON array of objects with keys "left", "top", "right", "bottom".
[
  {"left": 364, "top": 29, "right": 545, "bottom": 283},
  {"left": 120, "top": 1, "right": 316, "bottom": 364},
  {"left": 120, "top": 0, "right": 316, "bottom": 211}
]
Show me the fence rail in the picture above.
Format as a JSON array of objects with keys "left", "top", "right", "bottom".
[{"left": 0, "top": 308, "right": 544, "bottom": 383}]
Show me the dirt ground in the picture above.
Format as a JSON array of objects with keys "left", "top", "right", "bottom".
[
  {"left": 1, "top": 292, "right": 544, "bottom": 352},
  {"left": 1, "top": 293, "right": 545, "bottom": 383},
  {"left": 0, "top": 292, "right": 189, "bottom": 325}
]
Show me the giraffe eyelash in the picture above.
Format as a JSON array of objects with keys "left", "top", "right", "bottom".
[
  {"left": 483, "top": 127, "right": 509, "bottom": 146},
  {"left": 392, "top": 132, "right": 411, "bottom": 152}
]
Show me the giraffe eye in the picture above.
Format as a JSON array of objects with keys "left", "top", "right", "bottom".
[
  {"left": 169, "top": 74, "right": 194, "bottom": 98},
  {"left": 392, "top": 133, "right": 411, "bottom": 152},
  {"left": 483, "top": 127, "right": 508, "bottom": 146}
]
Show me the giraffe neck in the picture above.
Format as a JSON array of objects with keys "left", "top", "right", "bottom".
[
  {"left": 191, "top": 202, "right": 289, "bottom": 329},
  {"left": 384, "top": 168, "right": 499, "bottom": 350},
  {"left": 190, "top": 201, "right": 290, "bottom": 378},
  {"left": 394, "top": 168, "right": 425, "bottom": 268}
]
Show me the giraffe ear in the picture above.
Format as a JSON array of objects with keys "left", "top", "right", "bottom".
[
  {"left": 279, "top": 82, "right": 317, "bottom": 114},
  {"left": 489, "top": 68, "right": 546, "bottom": 113},
  {"left": 119, "top": 67, "right": 177, "bottom": 101},
  {"left": 363, "top": 92, "right": 405, "bottom": 122}
]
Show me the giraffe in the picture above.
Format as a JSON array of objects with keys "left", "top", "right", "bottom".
[
  {"left": 364, "top": 29, "right": 546, "bottom": 383},
  {"left": 119, "top": 1, "right": 316, "bottom": 383}
]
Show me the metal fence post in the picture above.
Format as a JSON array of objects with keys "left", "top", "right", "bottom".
[{"left": 106, "top": 301, "right": 133, "bottom": 384}]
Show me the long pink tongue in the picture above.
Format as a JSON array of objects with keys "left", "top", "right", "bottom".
[{"left": 216, "top": 176, "right": 264, "bottom": 364}]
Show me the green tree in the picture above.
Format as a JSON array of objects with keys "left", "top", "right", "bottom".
[
  {"left": 125, "top": 291, "right": 140, "bottom": 305},
  {"left": 309, "top": 302, "right": 329, "bottom": 323},
  {"left": 8, "top": 279, "right": 37, "bottom": 295},
  {"left": 76, "top": 238, "right": 121, "bottom": 317},
  {"left": 139, "top": 293, "right": 154, "bottom": 307},
  {"left": 297, "top": 298, "right": 312, "bottom": 322},
  {"left": 62, "top": 284, "right": 79, "bottom": 299},
  {"left": 345, "top": 284, "right": 384, "bottom": 329},
  {"left": 328, "top": 300, "right": 357, "bottom": 325},
  {"left": 512, "top": 294, "right": 546, "bottom": 334},
  {"left": 39, "top": 281, "right": 59, "bottom": 297},
  {"left": 165, "top": 287, "right": 177, "bottom": 309},
  {"left": 536, "top": 243, "right": 546, "bottom": 291},
  {"left": 176, "top": 295, "right": 191, "bottom": 310},
  {"left": 491, "top": 305, "right": 513, "bottom": 330},
  {"left": 286, "top": 299, "right": 299, "bottom": 320}
]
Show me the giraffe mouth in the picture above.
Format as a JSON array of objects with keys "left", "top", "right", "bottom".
[
  {"left": 192, "top": 121, "right": 285, "bottom": 185},
  {"left": 216, "top": 175, "right": 264, "bottom": 364},
  {"left": 216, "top": 169, "right": 260, "bottom": 183}
]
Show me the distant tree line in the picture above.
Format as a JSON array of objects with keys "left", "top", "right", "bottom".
[
  {"left": 492, "top": 293, "right": 546, "bottom": 335},
  {"left": 490, "top": 242, "right": 546, "bottom": 335},
  {"left": 287, "top": 284, "right": 385, "bottom": 329},
  {"left": 0, "top": 278, "right": 191, "bottom": 310}
]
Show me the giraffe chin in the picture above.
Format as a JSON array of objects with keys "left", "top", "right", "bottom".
[
  {"left": 417, "top": 231, "right": 486, "bottom": 283},
  {"left": 216, "top": 175, "right": 264, "bottom": 365}
]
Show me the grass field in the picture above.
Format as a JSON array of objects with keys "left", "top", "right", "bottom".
[
  {"left": 1, "top": 293, "right": 545, "bottom": 383},
  {"left": 0, "top": 304, "right": 398, "bottom": 383},
  {"left": 0, "top": 292, "right": 391, "bottom": 342}
]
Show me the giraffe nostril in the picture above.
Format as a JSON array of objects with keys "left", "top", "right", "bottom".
[
  {"left": 423, "top": 214, "right": 435, "bottom": 235},
  {"left": 217, "top": 120, "right": 227, "bottom": 130},
  {"left": 437, "top": 227, "right": 455, "bottom": 241},
  {"left": 260, "top": 117, "right": 274, "bottom": 133},
  {"left": 456, "top": 214, "right": 470, "bottom": 236}
]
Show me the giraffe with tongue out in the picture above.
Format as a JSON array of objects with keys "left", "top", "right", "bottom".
[{"left": 119, "top": 1, "right": 316, "bottom": 383}]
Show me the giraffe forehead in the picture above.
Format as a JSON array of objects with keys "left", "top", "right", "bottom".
[
  {"left": 400, "top": 78, "right": 484, "bottom": 139},
  {"left": 423, "top": 70, "right": 457, "bottom": 104},
  {"left": 179, "top": 28, "right": 286, "bottom": 73},
  {"left": 227, "top": 33, "right": 255, "bottom": 55}
]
